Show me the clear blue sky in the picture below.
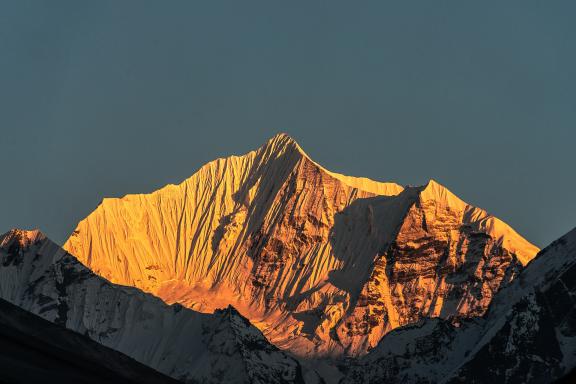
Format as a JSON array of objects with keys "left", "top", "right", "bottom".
[{"left": 1, "top": 1, "right": 574, "bottom": 247}]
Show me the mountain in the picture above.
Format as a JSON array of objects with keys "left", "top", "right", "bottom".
[
  {"left": 64, "top": 133, "right": 539, "bottom": 357},
  {"left": 0, "top": 229, "right": 305, "bottom": 384},
  {"left": 342, "top": 227, "right": 576, "bottom": 384},
  {"left": 0, "top": 295, "right": 179, "bottom": 384}
]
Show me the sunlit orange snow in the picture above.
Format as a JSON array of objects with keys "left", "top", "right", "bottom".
[{"left": 64, "top": 133, "right": 538, "bottom": 358}]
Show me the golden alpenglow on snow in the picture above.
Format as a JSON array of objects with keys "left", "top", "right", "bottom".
[{"left": 64, "top": 133, "right": 539, "bottom": 358}]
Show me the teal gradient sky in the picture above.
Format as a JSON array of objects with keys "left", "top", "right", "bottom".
[{"left": 1, "top": 1, "right": 574, "bottom": 247}]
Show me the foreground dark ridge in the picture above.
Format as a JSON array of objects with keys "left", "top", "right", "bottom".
[{"left": 0, "top": 296, "right": 180, "bottom": 384}]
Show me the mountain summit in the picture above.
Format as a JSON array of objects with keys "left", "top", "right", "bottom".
[{"left": 64, "top": 133, "right": 539, "bottom": 357}]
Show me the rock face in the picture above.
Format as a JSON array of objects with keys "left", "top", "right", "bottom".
[
  {"left": 0, "top": 229, "right": 305, "bottom": 384},
  {"left": 343, "top": 227, "right": 576, "bottom": 384},
  {"left": 64, "top": 133, "right": 539, "bottom": 357},
  {"left": 0, "top": 295, "right": 180, "bottom": 384}
]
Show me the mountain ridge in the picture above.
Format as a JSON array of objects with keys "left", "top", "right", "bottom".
[{"left": 0, "top": 228, "right": 306, "bottom": 384}]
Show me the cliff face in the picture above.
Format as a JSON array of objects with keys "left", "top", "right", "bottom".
[
  {"left": 0, "top": 229, "right": 305, "bottom": 384},
  {"left": 64, "top": 133, "right": 538, "bottom": 357},
  {"left": 342, "top": 227, "right": 576, "bottom": 384},
  {"left": 335, "top": 180, "right": 535, "bottom": 354}
]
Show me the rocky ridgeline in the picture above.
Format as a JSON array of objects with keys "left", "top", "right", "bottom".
[{"left": 343, "top": 227, "right": 576, "bottom": 384}]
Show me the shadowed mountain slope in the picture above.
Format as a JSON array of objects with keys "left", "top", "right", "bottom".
[{"left": 0, "top": 229, "right": 305, "bottom": 384}]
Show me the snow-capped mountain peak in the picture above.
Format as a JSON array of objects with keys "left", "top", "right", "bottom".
[{"left": 63, "top": 134, "right": 539, "bottom": 358}]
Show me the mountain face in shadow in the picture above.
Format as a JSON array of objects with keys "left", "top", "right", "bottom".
[
  {"left": 343, "top": 227, "right": 576, "bottom": 384},
  {"left": 63, "top": 133, "right": 538, "bottom": 357},
  {"left": 0, "top": 296, "right": 179, "bottom": 384},
  {"left": 0, "top": 229, "right": 305, "bottom": 384}
]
